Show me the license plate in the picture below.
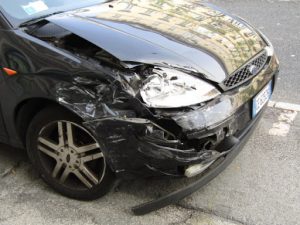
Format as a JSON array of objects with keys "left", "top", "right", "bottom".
[{"left": 252, "top": 81, "right": 272, "bottom": 118}]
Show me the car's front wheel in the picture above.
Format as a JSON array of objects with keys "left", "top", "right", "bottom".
[{"left": 26, "top": 106, "right": 115, "bottom": 200}]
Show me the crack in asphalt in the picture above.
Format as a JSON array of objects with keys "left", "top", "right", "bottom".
[
  {"left": 0, "top": 212, "right": 24, "bottom": 224},
  {"left": 169, "top": 210, "right": 195, "bottom": 225},
  {"left": 175, "top": 203, "right": 247, "bottom": 225},
  {"left": 0, "top": 162, "right": 22, "bottom": 178}
]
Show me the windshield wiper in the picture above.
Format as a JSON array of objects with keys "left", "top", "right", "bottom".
[{"left": 19, "top": 11, "right": 65, "bottom": 27}]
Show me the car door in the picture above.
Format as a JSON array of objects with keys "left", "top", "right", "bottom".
[{"left": 0, "top": 12, "right": 9, "bottom": 143}]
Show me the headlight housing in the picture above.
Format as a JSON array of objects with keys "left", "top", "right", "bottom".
[{"left": 140, "top": 68, "right": 220, "bottom": 108}]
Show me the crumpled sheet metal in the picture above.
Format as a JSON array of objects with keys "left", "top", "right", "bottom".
[
  {"left": 55, "top": 73, "right": 140, "bottom": 120},
  {"left": 172, "top": 63, "right": 276, "bottom": 131},
  {"left": 53, "top": 55, "right": 276, "bottom": 174},
  {"left": 82, "top": 117, "right": 221, "bottom": 174}
]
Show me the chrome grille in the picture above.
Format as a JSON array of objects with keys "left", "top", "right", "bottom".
[{"left": 223, "top": 51, "right": 268, "bottom": 88}]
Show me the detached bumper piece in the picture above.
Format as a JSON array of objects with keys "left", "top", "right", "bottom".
[{"left": 132, "top": 109, "right": 263, "bottom": 215}]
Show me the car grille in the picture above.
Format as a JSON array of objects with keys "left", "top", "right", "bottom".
[{"left": 223, "top": 50, "right": 268, "bottom": 89}]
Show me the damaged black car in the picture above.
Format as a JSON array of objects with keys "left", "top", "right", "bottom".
[{"left": 0, "top": 0, "right": 279, "bottom": 214}]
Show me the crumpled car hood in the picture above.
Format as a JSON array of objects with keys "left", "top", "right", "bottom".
[{"left": 47, "top": 0, "right": 266, "bottom": 83}]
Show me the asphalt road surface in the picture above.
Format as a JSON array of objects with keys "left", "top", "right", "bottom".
[{"left": 1, "top": 1, "right": 299, "bottom": 225}]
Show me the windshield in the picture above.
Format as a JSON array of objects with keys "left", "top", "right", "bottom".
[{"left": 0, "top": 0, "right": 109, "bottom": 27}]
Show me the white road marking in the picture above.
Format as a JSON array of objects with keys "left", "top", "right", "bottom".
[
  {"left": 268, "top": 101, "right": 300, "bottom": 112},
  {"left": 268, "top": 101, "right": 298, "bottom": 136}
]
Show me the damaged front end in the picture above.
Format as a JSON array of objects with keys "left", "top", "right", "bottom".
[
  {"left": 54, "top": 54, "right": 278, "bottom": 181},
  {"left": 21, "top": 19, "right": 279, "bottom": 179},
  {"left": 22, "top": 21, "right": 241, "bottom": 178},
  {"left": 68, "top": 58, "right": 278, "bottom": 215},
  {"left": 54, "top": 70, "right": 228, "bottom": 179}
]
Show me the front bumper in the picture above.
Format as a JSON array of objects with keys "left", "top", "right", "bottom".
[{"left": 132, "top": 108, "right": 264, "bottom": 215}]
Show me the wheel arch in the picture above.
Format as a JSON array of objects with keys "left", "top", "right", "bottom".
[
  {"left": 14, "top": 97, "right": 118, "bottom": 174},
  {"left": 14, "top": 97, "right": 80, "bottom": 147}
]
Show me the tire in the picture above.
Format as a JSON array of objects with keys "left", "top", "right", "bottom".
[{"left": 26, "top": 106, "right": 115, "bottom": 200}]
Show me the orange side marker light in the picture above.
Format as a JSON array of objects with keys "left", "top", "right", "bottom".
[{"left": 3, "top": 68, "right": 17, "bottom": 76}]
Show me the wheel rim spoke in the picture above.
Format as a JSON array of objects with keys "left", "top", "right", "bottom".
[
  {"left": 80, "top": 165, "right": 99, "bottom": 185},
  {"left": 38, "top": 137, "right": 59, "bottom": 151},
  {"left": 81, "top": 152, "right": 103, "bottom": 163},
  {"left": 52, "top": 161, "right": 63, "bottom": 178},
  {"left": 77, "top": 143, "right": 100, "bottom": 153},
  {"left": 38, "top": 145, "right": 58, "bottom": 160},
  {"left": 58, "top": 121, "right": 65, "bottom": 146},
  {"left": 73, "top": 170, "right": 93, "bottom": 188},
  {"left": 59, "top": 167, "right": 70, "bottom": 183},
  {"left": 66, "top": 122, "right": 75, "bottom": 148}
]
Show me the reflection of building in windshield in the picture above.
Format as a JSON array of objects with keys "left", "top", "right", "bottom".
[{"left": 95, "top": 0, "right": 265, "bottom": 74}]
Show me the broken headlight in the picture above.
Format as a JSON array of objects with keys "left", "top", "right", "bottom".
[{"left": 140, "top": 68, "right": 220, "bottom": 108}]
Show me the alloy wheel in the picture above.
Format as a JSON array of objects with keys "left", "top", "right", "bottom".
[{"left": 37, "top": 120, "right": 106, "bottom": 190}]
